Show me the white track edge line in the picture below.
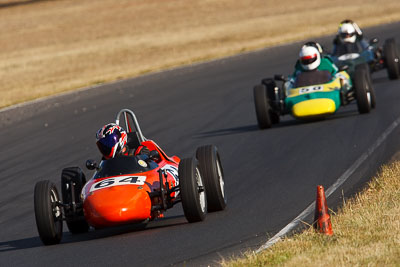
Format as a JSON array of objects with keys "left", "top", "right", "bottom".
[{"left": 256, "top": 116, "right": 400, "bottom": 253}]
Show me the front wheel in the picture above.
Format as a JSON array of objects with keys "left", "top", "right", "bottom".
[
  {"left": 356, "top": 64, "right": 376, "bottom": 109},
  {"left": 179, "top": 158, "right": 207, "bottom": 222},
  {"left": 196, "top": 145, "right": 226, "bottom": 212},
  {"left": 353, "top": 68, "right": 372, "bottom": 114},
  {"left": 34, "top": 180, "right": 63, "bottom": 245},
  {"left": 384, "top": 38, "right": 400, "bottom": 80}
]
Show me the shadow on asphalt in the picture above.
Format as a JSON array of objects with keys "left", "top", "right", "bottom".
[
  {"left": 326, "top": 109, "right": 360, "bottom": 120},
  {"left": 194, "top": 106, "right": 364, "bottom": 138},
  {"left": 0, "top": 215, "right": 186, "bottom": 251},
  {"left": 194, "top": 124, "right": 260, "bottom": 138},
  {"left": 194, "top": 120, "right": 305, "bottom": 138}
]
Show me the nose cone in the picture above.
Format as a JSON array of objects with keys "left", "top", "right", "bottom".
[
  {"left": 292, "top": 98, "right": 336, "bottom": 119},
  {"left": 83, "top": 185, "right": 151, "bottom": 228}
]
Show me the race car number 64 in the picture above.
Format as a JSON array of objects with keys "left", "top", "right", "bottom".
[
  {"left": 299, "top": 85, "right": 323, "bottom": 94},
  {"left": 90, "top": 176, "right": 146, "bottom": 192}
]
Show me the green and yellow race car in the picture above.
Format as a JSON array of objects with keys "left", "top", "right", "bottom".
[{"left": 253, "top": 66, "right": 375, "bottom": 129}]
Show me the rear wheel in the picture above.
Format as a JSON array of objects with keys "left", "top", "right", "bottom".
[
  {"left": 196, "top": 145, "right": 226, "bottom": 212},
  {"left": 254, "top": 84, "right": 272, "bottom": 129},
  {"left": 270, "top": 111, "right": 280, "bottom": 124},
  {"left": 263, "top": 78, "right": 281, "bottom": 124},
  {"left": 179, "top": 158, "right": 207, "bottom": 222},
  {"left": 34, "top": 180, "right": 63, "bottom": 245},
  {"left": 354, "top": 68, "right": 371, "bottom": 114},
  {"left": 61, "top": 167, "right": 89, "bottom": 234},
  {"left": 384, "top": 38, "right": 400, "bottom": 79}
]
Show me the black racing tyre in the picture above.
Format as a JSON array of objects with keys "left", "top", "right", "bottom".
[
  {"left": 61, "top": 167, "right": 89, "bottom": 234},
  {"left": 368, "top": 72, "right": 376, "bottom": 109},
  {"left": 263, "top": 78, "right": 281, "bottom": 124},
  {"left": 196, "top": 145, "right": 226, "bottom": 212},
  {"left": 253, "top": 84, "right": 272, "bottom": 129},
  {"left": 355, "top": 64, "right": 376, "bottom": 109},
  {"left": 179, "top": 158, "right": 207, "bottom": 222},
  {"left": 34, "top": 180, "right": 63, "bottom": 245},
  {"left": 383, "top": 38, "right": 400, "bottom": 79},
  {"left": 355, "top": 63, "right": 371, "bottom": 80},
  {"left": 270, "top": 111, "right": 280, "bottom": 124},
  {"left": 353, "top": 68, "right": 371, "bottom": 114}
]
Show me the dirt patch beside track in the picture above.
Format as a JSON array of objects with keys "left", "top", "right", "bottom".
[{"left": 1, "top": 0, "right": 400, "bottom": 108}]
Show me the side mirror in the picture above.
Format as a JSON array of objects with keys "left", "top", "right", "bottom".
[
  {"left": 370, "top": 37, "right": 379, "bottom": 45},
  {"left": 86, "top": 159, "right": 98, "bottom": 170},
  {"left": 274, "top": 74, "right": 286, "bottom": 81},
  {"left": 148, "top": 150, "right": 161, "bottom": 162}
]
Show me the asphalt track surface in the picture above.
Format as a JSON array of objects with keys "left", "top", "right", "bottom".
[{"left": 1, "top": 22, "right": 400, "bottom": 267}]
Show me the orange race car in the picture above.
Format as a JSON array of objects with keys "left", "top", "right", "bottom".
[{"left": 34, "top": 109, "right": 226, "bottom": 245}]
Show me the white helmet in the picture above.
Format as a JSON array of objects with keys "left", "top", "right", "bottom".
[
  {"left": 338, "top": 23, "right": 357, "bottom": 43},
  {"left": 303, "top": 41, "right": 323, "bottom": 54},
  {"left": 299, "top": 46, "right": 321, "bottom": 71}
]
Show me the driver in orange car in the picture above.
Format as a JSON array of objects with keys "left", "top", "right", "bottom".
[{"left": 95, "top": 123, "right": 149, "bottom": 160}]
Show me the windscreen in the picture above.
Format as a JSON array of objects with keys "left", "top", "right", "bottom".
[
  {"left": 294, "top": 70, "right": 332, "bottom": 88},
  {"left": 333, "top": 42, "right": 361, "bottom": 57},
  {"left": 93, "top": 155, "right": 158, "bottom": 179}
]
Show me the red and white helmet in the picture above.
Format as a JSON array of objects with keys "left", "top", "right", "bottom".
[
  {"left": 96, "top": 123, "right": 127, "bottom": 159},
  {"left": 338, "top": 23, "right": 357, "bottom": 43},
  {"left": 299, "top": 46, "right": 321, "bottom": 71}
]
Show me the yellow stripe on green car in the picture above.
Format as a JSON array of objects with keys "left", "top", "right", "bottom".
[{"left": 284, "top": 72, "right": 348, "bottom": 119}]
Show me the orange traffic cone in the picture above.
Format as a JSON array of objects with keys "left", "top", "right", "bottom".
[{"left": 313, "top": 185, "right": 333, "bottom": 236}]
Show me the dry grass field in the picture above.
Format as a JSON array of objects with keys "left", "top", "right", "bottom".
[
  {"left": 223, "top": 161, "right": 400, "bottom": 266},
  {"left": 1, "top": 1, "right": 399, "bottom": 265},
  {"left": 1, "top": 0, "right": 400, "bottom": 108}
]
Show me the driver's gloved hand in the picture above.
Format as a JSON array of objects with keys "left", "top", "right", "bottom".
[{"left": 138, "top": 146, "right": 150, "bottom": 155}]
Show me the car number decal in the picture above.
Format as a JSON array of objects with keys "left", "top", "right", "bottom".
[
  {"left": 90, "top": 175, "right": 146, "bottom": 192},
  {"left": 299, "top": 85, "right": 323, "bottom": 94}
]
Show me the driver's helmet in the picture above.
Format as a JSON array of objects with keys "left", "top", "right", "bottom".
[
  {"left": 299, "top": 46, "right": 321, "bottom": 71},
  {"left": 338, "top": 22, "right": 357, "bottom": 43},
  {"left": 303, "top": 41, "right": 323, "bottom": 54},
  {"left": 96, "top": 123, "right": 127, "bottom": 159}
]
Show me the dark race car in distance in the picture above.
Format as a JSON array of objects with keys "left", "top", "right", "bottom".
[{"left": 331, "top": 37, "right": 400, "bottom": 80}]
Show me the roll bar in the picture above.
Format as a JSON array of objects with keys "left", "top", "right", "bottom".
[{"left": 115, "top": 109, "right": 146, "bottom": 143}]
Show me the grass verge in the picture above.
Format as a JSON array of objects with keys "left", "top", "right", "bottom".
[{"left": 222, "top": 161, "right": 400, "bottom": 266}]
